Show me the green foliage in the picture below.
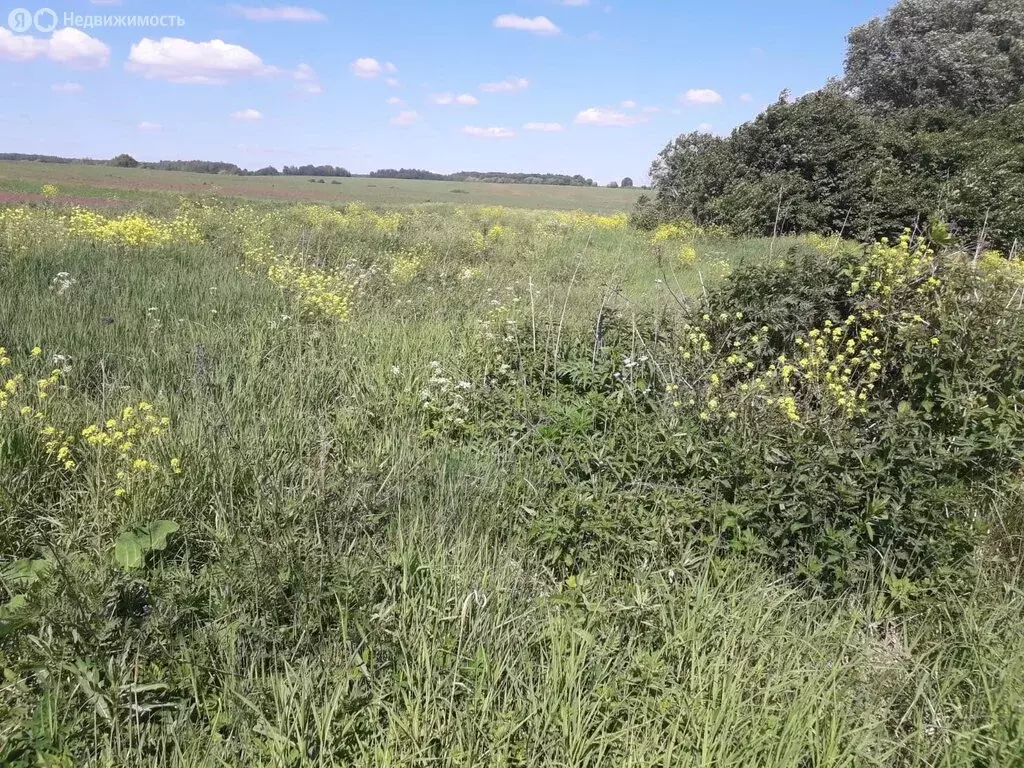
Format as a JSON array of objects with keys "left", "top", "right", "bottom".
[
  {"left": 0, "top": 196, "right": 1022, "bottom": 765},
  {"left": 844, "top": 0, "right": 1024, "bottom": 113},
  {"left": 645, "top": 2, "right": 1024, "bottom": 249},
  {"left": 449, "top": 239, "right": 1024, "bottom": 592},
  {"left": 112, "top": 520, "right": 179, "bottom": 570},
  {"left": 108, "top": 153, "right": 138, "bottom": 169}
]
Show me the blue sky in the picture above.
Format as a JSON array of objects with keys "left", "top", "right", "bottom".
[{"left": 1, "top": 0, "right": 893, "bottom": 183}]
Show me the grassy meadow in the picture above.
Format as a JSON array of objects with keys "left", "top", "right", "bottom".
[
  {"left": 0, "top": 162, "right": 643, "bottom": 213},
  {"left": 1, "top": 193, "right": 1023, "bottom": 766}
]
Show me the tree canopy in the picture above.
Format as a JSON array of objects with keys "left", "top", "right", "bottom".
[
  {"left": 844, "top": 0, "right": 1024, "bottom": 114},
  {"left": 640, "top": 0, "right": 1024, "bottom": 249}
]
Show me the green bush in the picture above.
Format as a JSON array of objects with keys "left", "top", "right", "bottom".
[{"left": 444, "top": 237, "right": 1024, "bottom": 591}]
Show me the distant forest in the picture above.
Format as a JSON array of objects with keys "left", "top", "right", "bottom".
[
  {"left": 0, "top": 153, "right": 601, "bottom": 187},
  {"left": 369, "top": 168, "right": 598, "bottom": 186}
]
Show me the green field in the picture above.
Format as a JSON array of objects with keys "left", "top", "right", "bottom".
[
  {"left": 1, "top": 196, "right": 1023, "bottom": 766},
  {"left": 0, "top": 162, "right": 644, "bottom": 213}
]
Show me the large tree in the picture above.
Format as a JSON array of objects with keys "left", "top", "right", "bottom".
[{"left": 844, "top": 0, "right": 1024, "bottom": 113}]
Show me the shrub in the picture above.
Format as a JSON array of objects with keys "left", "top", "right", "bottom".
[{"left": 438, "top": 236, "right": 1024, "bottom": 592}]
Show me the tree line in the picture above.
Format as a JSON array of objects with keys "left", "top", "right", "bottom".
[
  {"left": 369, "top": 169, "right": 599, "bottom": 186},
  {"left": 638, "top": 0, "right": 1023, "bottom": 250},
  {"left": 0, "top": 153, "right": 613, "bottom": 188}
]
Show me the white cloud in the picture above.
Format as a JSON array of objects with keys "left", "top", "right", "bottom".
[
  {"left": 463, "top": 126, "right": 515, "bottom": 139},
  {"left": 293, "top": 62, "right": 321, "bottom": 93},
  {"left": 574, "top": 107, "right": 644, "bottom": 126},
  {"left": 391, "top": 110, "right": 421, "bottom": 126},
  {"left": 386, "top": 96, "right": 402, "bottom": 105},
  {"left": 351, "top": 57, "right": 396, "bottom": 80},
  {"left": 137, "top": 121, "right": 161, "bottom": 131},
  {"left": 350, "top": 57, "right": 383, "bottom": 78},
  {"left": 231, "top": 108, "right": 263, "bottom": 120},
  {"left": 385, "top": 77, "right": 399, "bottom": 87},
  {"left": 682, "top": 88, "right": 723, "bottom": 105},
  {"left": 229, "top": 5, "right": 326, "bottom": 21},
  {"left": 697, "top": 122, "right": 714, "bottom": 132},
  {"left": 523, "top": 122, "right": 563, "bottom": 132},
  {"left": 0, "top": 27, "right": 110, "bottom": 69},
  {"left": 51, "top": 82, "right": 84, "bottom": 92},
  {"left": 430, "top": 92, "right": 478, "bottom": 105},
  {"left": 620, "top": 99, "right": 636, "bottom": 109},
  {"left": 127, "top": 37, "right": 270, "bottom": 84},
  {"left": 641, "top": 105, "right": 660, "bottom": 113},
  {"left": 739, "top": 93, "right": 753, "bottom": 103},
  {"left": 479, "top": 76, "right": 530, "bottom": 93},
  {"left": 558, "top": 0, "right": 590, "bottom": 4},
  {"left": 492, "top": 15, "right": 561, "bottom": 35}
]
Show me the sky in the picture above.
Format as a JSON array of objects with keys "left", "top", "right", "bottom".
[{"left": 0, "top": 0, "right": 894, "bottom": 184}]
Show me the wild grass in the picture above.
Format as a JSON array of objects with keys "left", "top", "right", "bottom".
[{"left": 0, "top": 198, "right": 1022, "bottom": 766}]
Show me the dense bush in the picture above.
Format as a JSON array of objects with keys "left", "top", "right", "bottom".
[{"left": 438, "top": 236, "right": 1024, "bottom": 591}]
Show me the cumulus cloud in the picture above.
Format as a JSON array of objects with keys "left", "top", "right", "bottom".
[
  {"left": 385, "top": 77, "right": 399, "bottom": 87},
  {"left": 682, "top": 88, "right": 723, "bottom": 105},
  {"left": 430, "top": 92, "right": 479, "bottom": 105},
  {"left": 350, "top": 57, "right": 397, "bottom": 79},
  {"left": 391, "top": 110, "right": 421, "bottom": 126},
  {"left": 620, "top": 99, "right": 637, "bottom": 109},
  {"left": 386, "top": 96, "right": 402, "bottom": 105},
  {"left": 523, "top": 122, "right": 564, "bottom": 132},
  {"left": 463, "top": 126, "right": 516, "bottom": 138},
  {"left": 739, "top": 93, "right": 753, "bottom": 103},
  {"left": 137, "top": 121, "right": 161, "bottom": 131},
  {"left": 229, "top": 5, "right": 326, "bottom": 21},
  {"left": 127, "top": 37, "right": 270, "bottom": 84},
  {"left": 641, "top": 105, "right": 660, "bottom": 113},
  {"left": 697, "top": 122, "right": 714, "bottom": 132},
  {"left": 574, "top": 107, "right": 644, "bottom": 126},
  {"left": 479, "top": 76, "right": 530, "bottom": 92},
  {"left": 0, "top": 27, "right": 110, "bottom": 69},
  {"left": 51, "top": 82, "right": 84, "bottom": 92},
  {"left": 492, "top": 15, "right": 561, "bottom": 35},
  {"left": 231, "top": 108, "right": 263, "bottom": 120}
]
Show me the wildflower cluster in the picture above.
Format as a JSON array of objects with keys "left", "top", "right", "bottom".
[
  {"left": 0, "top": 207, "right": 62, "bottom": 256},
  {"left": 471, "top": 224, "right": 510, "bottom": 254},
  {"left": 391, "top": 246, "right": 426, "bottom": 284},
  {"left": 292, "top": 203, "right": 404, "bottom": 235},
  {"left": 419, "top": 362, "right": 475, "bottom": 437},
  {"left": 549, "top": 211, "right": 629, "bottom": 231},
  {"left": 1, "top": 346, "right": 183, "bottom": 494},
  {"left": 67, "top": 207, "right": 202, "bottom": 249},
  {"left": 846, "top": 230, "right": 938, "bottom": 300},
  {"left": 239, "top": 213, "right": 355, "bottom": 321},
  {"left": 650, "top": 220, "right": 728, "bottom": 243},
  {"left": 79, "top": 401, "right": 182, "bottom": 497},
  {"left": 0, "top": 346, "right": 76, "bottom": 469}
]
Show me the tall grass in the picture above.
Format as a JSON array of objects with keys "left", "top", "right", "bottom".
[{"left": 0, "top": 201, "right": 1022, "bottom": 766}]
